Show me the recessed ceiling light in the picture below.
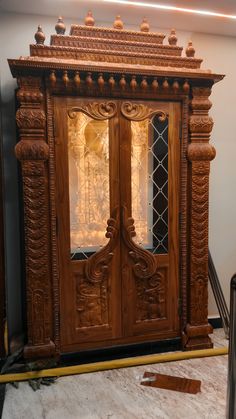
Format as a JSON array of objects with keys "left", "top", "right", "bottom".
[{"left": 103, "top": 0, "right": 236, "bottom": 20}]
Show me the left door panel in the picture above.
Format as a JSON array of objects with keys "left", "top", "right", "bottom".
[{"left": 54, "top": 98, "right": 121, "bottom": 352}]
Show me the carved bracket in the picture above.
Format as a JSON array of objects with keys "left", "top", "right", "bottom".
[
  {"left": 121, "top": 205, "right": 157, "bottom": 279},
  {"left": 85, "top": 207, "right": 120, "bottom": 283}
]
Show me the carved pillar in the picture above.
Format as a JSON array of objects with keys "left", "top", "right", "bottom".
[
  {"left": 15, "top": 77, "right": 55, "bottom": 358},
  {"left": 184, "top": 86, "right": 216, "bottom": 350}
]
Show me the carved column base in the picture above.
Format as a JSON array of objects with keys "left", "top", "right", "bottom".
[
  {"left": 182, "top": 323, "right": 213, "bottom": 351},
  {"left": 24, "top": 341, "right": 55, "bottom": 359}
]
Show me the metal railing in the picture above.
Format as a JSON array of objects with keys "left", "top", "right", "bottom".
[
  {"left": 227, "top": 274, "right": 236, "bottom": 419},
  {"left": 208, "top": 250, "right": 230, "bottom": 339}
]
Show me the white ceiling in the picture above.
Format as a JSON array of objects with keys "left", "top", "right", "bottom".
[{"left": 1, "top": 0, "right": 236, "bottom": 37}]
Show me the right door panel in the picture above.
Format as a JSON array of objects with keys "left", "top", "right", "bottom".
[{"left": 120, "top": 101, "right": 181, "bottom": 340}]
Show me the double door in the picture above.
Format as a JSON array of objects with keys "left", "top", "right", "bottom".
[{"left": 54, "top": 98, "right": 181, "bottom": 352}]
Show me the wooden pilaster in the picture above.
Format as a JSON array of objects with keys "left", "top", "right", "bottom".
[
  {"left": 183, "top": 86, "right": 216, "bottom": 350},
  {"left": 15, "top": 77, "right": 55, "bottom": 358}
]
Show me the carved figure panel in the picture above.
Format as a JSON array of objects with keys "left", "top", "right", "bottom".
[
  {"left": 136, "top": 269, "right": 167, "bottom": 323},
  {"left": 76, "top": 272, "right": 109, "bottom": 328}
]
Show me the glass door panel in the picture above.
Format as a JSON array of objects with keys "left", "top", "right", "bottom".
[
  {"left": 131, "top": 115, "right": 169, "bottom": 254},
  {"left": 68, "top": 112, "right": 110, "bottom": 260}
]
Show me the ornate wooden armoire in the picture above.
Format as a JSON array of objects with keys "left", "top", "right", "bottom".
[{"left": 8, "top": 13, "right": 224, "bottom": 359}]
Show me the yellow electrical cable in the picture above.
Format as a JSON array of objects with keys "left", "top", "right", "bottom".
[{"left": 0, "top": 346, "right": 228, "bottom": 384}]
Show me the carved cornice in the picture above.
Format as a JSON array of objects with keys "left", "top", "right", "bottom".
[
  {"left": 68, "top": 101, "right": 117, "bottom": 120},
  {"left": 8, "top": 58, "right": 224, "bottom": 85},
  {"left": 69, "top": 24, "right": 165, "bottom": 43},
  {"left": 122, "top": 206, "right": 157, "bottom": 279},
  {"left": 50, "top": 34, "right": 183, "bottom": 57},
  {"left": 29, "top": 45, "right": 203, "bottom": 70},
  {"left": 121, "top": 102, "right": 167, "bottom": 121}
]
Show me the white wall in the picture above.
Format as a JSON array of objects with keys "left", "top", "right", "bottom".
[{"left": 1, "top": 11, "right": 235, "bottom": 340}]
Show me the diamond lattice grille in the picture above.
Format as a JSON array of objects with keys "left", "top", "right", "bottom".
[{"left": 131, "top": 115, "right": 169, "bottom": 254}]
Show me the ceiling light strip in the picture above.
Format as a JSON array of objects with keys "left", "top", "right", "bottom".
[{"left": 103, "top": 0, "right": 236, "bottom": 20}]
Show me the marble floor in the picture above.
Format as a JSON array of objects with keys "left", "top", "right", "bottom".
[{"left": 2, "top": 329, "right": 228, "bottom": 419}]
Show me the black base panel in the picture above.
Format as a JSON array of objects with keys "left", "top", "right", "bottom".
[
  {"left": 60, "top": 337, "right": 182, "bottom": 367},
  {"left": 208, "top": 317, "right": 223, "bottom": 329}
]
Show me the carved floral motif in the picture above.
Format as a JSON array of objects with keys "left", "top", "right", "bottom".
[
  {"left": 68, "top": 101, "right": 117, "bottom": 120},
  {"left": 16, "top": 109, "right": 46, "bottom": 130},
  {"left": 189, "top": 115, "right": 214, "bottom": 134},
  {"left": 121, "top": 101, "right": 167, "bottom": 121}
]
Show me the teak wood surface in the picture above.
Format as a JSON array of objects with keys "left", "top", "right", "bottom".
[
  {"left": 55, "top": 98, "right": 180, "bottom": 352},
  {"left": 8, "top": 15, "right": 224, "bottom": 358}
]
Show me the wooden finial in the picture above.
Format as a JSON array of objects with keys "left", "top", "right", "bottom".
[
  {"left": 86, "top": 72, "right": 93, "bottom": 87},
  {"left": 172, "top": 79, "right": 179, "bottom": 92},
  {"left": 113, "top": 15, "right": 123, "bottom": 30},
  {"left": 85, "top": 10, "right": 95, "bottom": 26},
  {"left": 186, "top": 41, "right": 195, "bottom": 57},
  {"left": 130, "top": 76, "right": 137, "bottom": 91},
  {"left": 55, "top": 16, "right": 66, "bottom": 34},
  {"left": 119, "top": 75, "right": 126, "bottom": 90},
  {"left": 162, "top": 78, "right": 169, "bottom": 90},
  {"left": 62, "top": 71, "right": 69, "bottom": 87},
  {"left": 141, "top": 76, "right": 148, "bottom": 90},
  {"left": 34, "top": 25, "right": 45, "bottom": 45},
  {"left": 74, "top": 72, "right": 81, "bottom": 88},
  {"left": 98, "top": 73, "right": 105, "bottom": 91},
  {"left": 108, "top": 75, "right": 115, "bottom": 89},
  {"left": 183, "top": 79, "right": 190, "bottom": 93},
  {"left": 152, "top": 77, "right": 159, "bottom": 92},
  {"left": 140, "top": 17, "right": 150, "bottom": 32},
  {"left": 49, "top": 71, "right": 57, "bottom": 87},
  {"left": 168, "top": 28, "right": 177, "bottom": 46}
]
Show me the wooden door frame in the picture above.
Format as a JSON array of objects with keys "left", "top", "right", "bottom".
[{"left": 54, "top": 97, "right": 183, "bottom": 353}]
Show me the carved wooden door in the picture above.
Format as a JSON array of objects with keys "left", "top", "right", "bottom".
[{"left": 54, "top": 98, "right": 181, "bottom": 353}]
